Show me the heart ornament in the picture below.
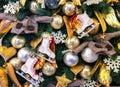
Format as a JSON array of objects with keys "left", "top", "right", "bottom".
[{"left": 0, "top": 46, "right": 16, "bottom": 61}]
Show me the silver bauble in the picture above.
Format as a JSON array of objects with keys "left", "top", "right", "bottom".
[
  {"left": 45, "top": 0, "right": 59, "bottom": 9},
  {"left": 62, "top": 2, "right": 76, "bottom": 16},
  {"left": 51, "top": 15, "right": 64, "bottom": 30},
  {"left": 42, "top": 62, "right": 56, "bottom": 76},
  {"left": 30, "top": 1, "right": 39, "bottom": 14},
  {"left": 9, "top": 57, "right": 22, "bottom": 70},
  {"left": 11, "top": 35, "right": 26, "bottom": 49},
  {"left": 63, "top": 51, "right": 79, "bottom": 67},
  {"left": 80, "top": 65, "right": 92, "bottom": 79},
  {"left": 81, "top": 47, "right": 98, "bottom": 63},
  {"left": 17, "top": 47, "right": 30, "bottom": 62}
]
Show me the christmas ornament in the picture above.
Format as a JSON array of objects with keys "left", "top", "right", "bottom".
[
  {"left": 17, "top": 56, "right": 44, "bottom": 86},
  {"left": 34, "top": 58, "right": 45, "bottom": 70},
  {"left": 94, "top": 10, "right": 107, "bottom": 33},
  {"left": 38, "top": 35, "right": 55, "bottom": 58},
  {"left": 21, "top": 57, "right": 40, "bottom": 80},
  {"left": 104, "top": 56, "right": 120, "bottom": 73},
  {"left": 63, "top": 16, "right": 74, "bottom": 38},
  {"left": 56, "top": 73, "right": 72, "bottom": 87},
  {"left": 63, "top": 51, "right": 79, "bottom": 67},
  {"left": 84, "top": 0, "right": 103, "bottom": 6},
  {"left": 65, "top": 36, "right": 80, "bottom": 50},
  {"left": 51, "top": 15, "right": 64, "bottom": 30},
  {"left": 3, "top": 1, "right": 20, "bottom": 14},
  {"left": 17, "top": 47, "right": 30, "bottom": 62},
  {"left": 0, "top": 20, "right": 14, "bottom": 46},
  {"left": 98, "top": 63, "right": 112, "bottom": 87},
  {"left": 23, "top": 82, "right": 30, "bottom": 87},
  {"left": 80, "top": 65, "right": 92, "bottom": 79},
  {"left": 102, "top": 6, "right": 120, "bottom": 28},
  {"left": 30, "top": 1, "right": 39, "bottom": 14},
  {"left": 81, "top": 47, "right": 98, "bottom": 63},
  {"left": 11, "top": 35, "right": 26, "bottom": 49},
  {"left": 30, "top": 36, "right": 42, "bottom": 48},
  {"left": 0, "top": 20, "right": 14, "bottom": 34},
  {"left": 52, "top": 31, "right": 67, "bottom": 44},
  {"left": 59, "top": 0, "right": 66, "bottom": 5},
  {"left": 5, "top": 63, "right": 22, "bottom": 87},
  {"left": 9, "top": 57, "right": 22, "bottom": 70},
  {"left": 106, "top": 0, "right": 118, "bottom": 3},
  {"left": 75, "top": 12, "right": 94, "bottom": 34},
  {"left": 118, "top": 42, "right": 120, "bottom": 50},
  {"left": 42, "top": 62, "right": 57, "bottom": 76},
  {"left": 70, "top": 65, "right": 85, "bottom": 79},
  {"left": 72, "top": 0, "right": 81, "bottom": 6},
  {"left": 0, "top": 67, "right": 8, "bottom": 87},
  {"left": 89, "top": 18, "right": 100, "bottom": 35},
  {"left": 45, "top": 0, "right": 60, "bottom": 9},
  {"left": 83, "top": 79, "right": 97, "bottom": 87},
  {"left": 41, "top": 32, "right": 51, "bottom": 38},
  {"left": 20, "top": 0, "right": 26, "bottom": 6},
  {"left": 68, "top": 12, "right": 96, "bottom": 39},
  {"left": 62, "top": 2, "right": 76, "bottom": 16},
  {"left": 0, "top": 46, "right": 17, "bottom": 61}
]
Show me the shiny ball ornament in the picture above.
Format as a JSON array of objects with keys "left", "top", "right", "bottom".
[
  {"left": 41, "top": 32, "right": 51, "bottom": 38},
  {"left": 42, "top": 62, "right": 56, "bottom": 76},
  {"left": 62, "top": 2, "right": 76, "bottom": 16},
  {"left": 51, "top": 15, "right": 64, "bottom": 30},
  {"left": 11, "top": 35, "right": 26, "bottom": 49},
  {"left": 65, "top": 36, "right": 80, "bottom": 50},
  {"left": 30, "top": 1, "right": 39, "bottom": 14},
  {"left": 9, "top": 57, "right": 22, "bottom": 70},
  {"left": 45, "top": 0, "right": 59, "bottom": 9},
  {"left": 17, "top": 47, "right": 30, "bottom": 62},
  {"left": 80, "top": 65, "right": 92, "bottom": 79},
  {"left": 63, "top": 51, "right": 79, "bottom": 67},
  {"left": 81, "top": 47, "right": 98, "bottom": 63}
]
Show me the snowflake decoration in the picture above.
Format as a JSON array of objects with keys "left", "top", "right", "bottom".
[
  {"left": 52, "top": 31, "right": 67, "bottom": 44},
  {"left": 3, "top": 1, "right": 21, "bottom": 14},
  {"left": 103, "top": 56, "right": 120, "bottom": 73},
  {"left": 82, "top": 79, "right": 97, "bottom": 87},
  {"left": 84, "top": 0, "right": 103, "bottom": 6}
]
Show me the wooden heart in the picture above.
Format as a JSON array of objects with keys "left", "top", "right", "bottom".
[{"left": 0, "top": 46, "right": 16, "bottom": 61}]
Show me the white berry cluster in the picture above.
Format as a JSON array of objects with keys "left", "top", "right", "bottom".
[
  {"left": 52, "top": 31, "right": 67, "bottom": 44},
  {"left": 82, "top": 79, "right": 97, "bottom": 87},
  {"left": 104, "top": 56, "right": 120, "bottom": 73},
  {"left": 84, "top": 0, "right": 103, "bottom": 5},
  {"left": 3, "top": 1, "right": 20, "bottom": 14}
]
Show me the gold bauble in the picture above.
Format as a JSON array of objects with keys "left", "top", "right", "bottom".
[
  {"left": 42, "top": 62, "right": 56, "bottom": 76},
  {"left": 51, "top": 15, "right": 64, "bottom": 30},
  {"left": 41, "top": 32, "right": 51, "bottom": 38},
  {"left": 89, "top": 18, "right": 100, "bottom": 35},
  {"left": 11, "top": 35, "right": 26, "bottom": 49},
  {"left": 65, "top": 36, "right": 80, "bottom": 50},
  {"left": 80, "top": 65, "right": 92, "bottom": 79},
  {"left": 30, "top": 1, "right": 39, "bottom": 14},
  {"left": 62, "top": 2, "right": 76, "bottom": 16},
  {"left": 9, "top": 57, "right": 22, "bottom": 70}
]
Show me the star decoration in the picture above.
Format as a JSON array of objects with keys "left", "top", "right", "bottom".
[{"left": 56, "top": 73, "right": 72, "bottom": 87}]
